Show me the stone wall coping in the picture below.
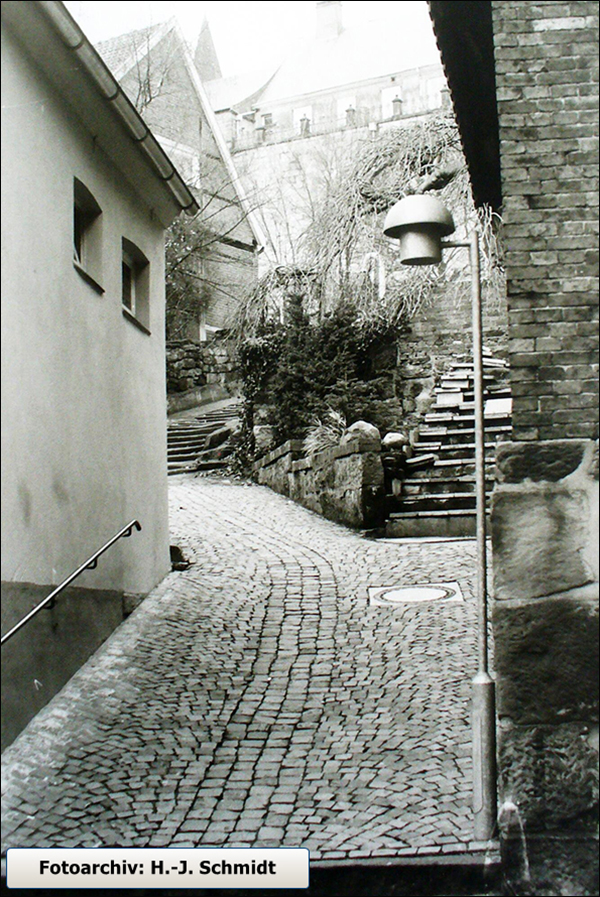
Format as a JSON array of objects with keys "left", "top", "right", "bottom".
[
  {"left": 254, "top": 436, "right": 382, "bottom": 473},
  {"left": 291, "top": 458, "right": 312, "bottom": 473},
  {"left": 312, "top": 438, "right": 381, "bottom": 468},
  {"left": 253, "top": 439, "right": 305, "bottom": 470}
]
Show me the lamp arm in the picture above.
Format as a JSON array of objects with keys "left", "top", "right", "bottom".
[{"left": 440, "top": 239, "right": 471, "bottom": 249}]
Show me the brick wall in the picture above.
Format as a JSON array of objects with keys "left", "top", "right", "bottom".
[{"left": 492, "top": 0, "right": 599, "bottom": 441}]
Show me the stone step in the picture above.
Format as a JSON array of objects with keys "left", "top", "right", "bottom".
[
  {"left": 168, "top": 422, "right": 221, "bottom": 433},
  {"left": 195, "top": 408, "right": 241, "bottom": 420},
  {"left": 167, "top": 434, "right": 219, "bottom": 449},
  {"left": 167, "top": 435, "right": 212, "bottom": 450},
  {"left": 168, "top": 449, "right": 204, "bottom": 463},
  {"left": 450, "top": 359, "right": 508, "bottom": 370},
  {"left": 417, "top": 426, "right": 511, "bottom": 447},
  {"left": 398, "top": 492, "right": 483, "bottom": 512},
  {"left": 386, "top": 508, "right": 481, "bottom": 539},
  {"left": 429, "top": 457, "right": 495, "bottom": 476},
  {"left": 404, "top": 453, "right": 437, "bottom": 470},
  {"left": 401, "top": 477, "right": 494, "bottom": 495},
  {"left": 424, "top": 410, "right": 512, "bottom": 426},
  {"left": 414, "top": 445, "right": 502, "bottom": 463},
  {"left": 168, "top": 459, "right": 228, "bottom": 476}
]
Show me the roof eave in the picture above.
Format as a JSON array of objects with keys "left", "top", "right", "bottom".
[
  {"left": 428, "top": 1, "right": 501, "bottom": 211},
  {"left": 2, "top": 1, "right": 199, "bottom": 223}
]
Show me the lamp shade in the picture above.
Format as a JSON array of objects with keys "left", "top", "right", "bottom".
[{"left": 383, "top": 195, "right": 455, "bottom": 265}]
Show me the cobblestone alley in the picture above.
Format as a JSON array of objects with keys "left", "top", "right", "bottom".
[{"left": 2, "top": 475, "right": 488, "bottom": 862}]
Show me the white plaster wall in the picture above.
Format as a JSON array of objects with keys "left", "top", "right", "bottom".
[{"left": 1, "top": 25, "right": 170, "bottom": 595}]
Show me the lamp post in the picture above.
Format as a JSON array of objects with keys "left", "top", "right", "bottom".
[{"left": 383, "top": 195, "right": 497, "bottom": 842}]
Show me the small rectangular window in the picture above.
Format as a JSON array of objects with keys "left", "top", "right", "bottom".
[
  {"left": 121, "top": 238, "right": 150, "bottom": 334},
  {"left": 121, "top": 256, "right": 134, "bottom": 311},
  {"left": 73, "top": 178, "right": 103, "bottom": 292}
]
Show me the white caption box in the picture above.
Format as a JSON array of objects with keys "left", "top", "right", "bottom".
[{"left": 7, "top": 848, "right": 310, "bottom": 889}]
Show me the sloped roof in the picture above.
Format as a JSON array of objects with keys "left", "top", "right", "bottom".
[
  {"left": 261, "top": 17, "right": 441, "bottom": 103},
  {"left": 1, "top": 1, "right": 197, "bottom": 225},
  {"left": 194, "top": 18, "right": 222, "bottom": 82},
  {"left": 96, "top": 20, "right": 173, "bottom": 81},
  {"left": 204, "top": 68, "right": 276, "bottom": 113},
  {"left": 97, "top": 23, "right": 164, "bottom": 75},
  {"left": 92, "top": 17, "right": 266, "bottom": 251},
  {"left": 205, "top": 12, "right": 442, "bottom": 112},
  {"left": 428, "top": 2, "right": 501, "bottom": 210}
]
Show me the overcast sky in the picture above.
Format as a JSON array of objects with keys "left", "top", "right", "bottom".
[{"left": 64, "top": 1, "right": 440, "bottom": 78}]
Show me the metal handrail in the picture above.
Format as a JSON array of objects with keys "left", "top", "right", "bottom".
[{"left": 1, "top": 520, "right": 142, "bottom": 646}]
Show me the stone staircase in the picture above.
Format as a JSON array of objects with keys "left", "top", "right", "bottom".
[
  {"left": 385, "top": 353, "right": 512, "bottom": 538},
  {"left": 167, "top": 401, "right": 241, "bottom": 475}
]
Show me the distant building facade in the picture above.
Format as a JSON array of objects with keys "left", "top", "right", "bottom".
[
  {"left": 206, "top": 2, "right": 448, "bottom": 152},
  {"left": 203, "top": 1, "right": 449, "bottom": 269},
  {"left": 430, "top": 2, "right": 599, "bottom": 892},
  {"left": 97, "top": 20, "right": 265, "bottom": 340}
]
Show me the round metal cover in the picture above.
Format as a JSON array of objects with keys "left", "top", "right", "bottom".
[{"left": 378, "top": 585, "right": 456, "bottom": 604}]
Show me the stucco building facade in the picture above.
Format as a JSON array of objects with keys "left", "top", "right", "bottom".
[{"left": 1, "top": 1, "right": 197, "bottom": 744}]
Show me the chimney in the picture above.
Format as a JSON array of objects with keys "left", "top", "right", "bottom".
[
  {"left": 316, "top": 1, "right": 343, "bottom": 40},
  {"left": 392, "top": 96, "right": 403, "bottom": 118}
]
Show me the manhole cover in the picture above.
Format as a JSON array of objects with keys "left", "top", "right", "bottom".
[{"left": 368, "top": 581, "right": 464, "bottom": 606}]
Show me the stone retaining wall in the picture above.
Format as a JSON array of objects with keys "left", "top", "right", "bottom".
[
  {"left": 166, "top": 339, "right": 238, "bottom": 395},
  {"left": 253, "top": 438, "right": 386, "bottom": 529}
]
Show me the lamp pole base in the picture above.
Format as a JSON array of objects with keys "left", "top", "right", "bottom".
[{"left": 472, "top": 671, "right": 497, "bottom": 842}]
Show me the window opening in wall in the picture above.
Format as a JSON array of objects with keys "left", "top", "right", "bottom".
[
  {"left": 121, "top": 237, "right": 150, "bottom": 334},
  {"left": 73, "top": 178, "right": 103, "bottom": 292},
  {"left": 122, "top": 253, "right": 134, "bottom": 311}
]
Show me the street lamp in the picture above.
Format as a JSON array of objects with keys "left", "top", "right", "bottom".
[{"left": 383, "top": 195, "right": 497, "bottom": 843}]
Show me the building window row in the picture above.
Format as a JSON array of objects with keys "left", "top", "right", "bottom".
[{"left": 73, "top": 178, "right": 150, "bottom": 334}]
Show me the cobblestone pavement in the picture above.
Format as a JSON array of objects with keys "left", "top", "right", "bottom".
[{"left": 2, "top": 476, "right": 488, "bottom": 861}]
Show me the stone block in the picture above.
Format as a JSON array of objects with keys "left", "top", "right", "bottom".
[
  {"left": 502, "top": 834, "right": 599, "bottom": 897},
  {"left": 276, "top": 440, "right": 385, "bottom": 529},
  {"left": 498, "top": 719, "right": 599, "bottom": 831},
  {"left": 359, "top": 452, "right": 385, "bottom": 487},
  {"left": 382, "top": 431, "right": 409, "bottom": 450},
  {"left": 207, "top": 424, "right": 237, "bottom": 450},
  {"left": 252, "top": 425, "right": 275, "bottom": 457},
  {"left": 496, "top": 440, "right": 588, "bottom": 483},
  {"left": 341, "top": 420, "right": 381, "bottom": 451},
  {"left": 491, "top": 483, "right": 595, "bottom": 600},
  {"left": 493, "top": 593, "right": 599, "bottom": 724}
]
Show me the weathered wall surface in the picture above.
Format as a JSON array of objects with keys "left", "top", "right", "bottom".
[
  {"left": 489, "top": 4, "right": 599, "bottom": 888},
  {"left": 1, "top": 582, "right": 125, "bottom": 752},
  {"left": 166, "top": 339, "right": 239, "bottom": 414},
  {"left": 492, "top": 0, "right": 599, "bottom": 442},
  {"left": 253, "top": 438, "right": 386, "bottom": 530},
  {"left": 1, "top": 24, "right": 170, "bottom": 596},
  {"left": 166, "top": 339, "right": 238, "bottom": 393},
  {"left": 491, "top": 440, "right": 599, "bottom": 835}
]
